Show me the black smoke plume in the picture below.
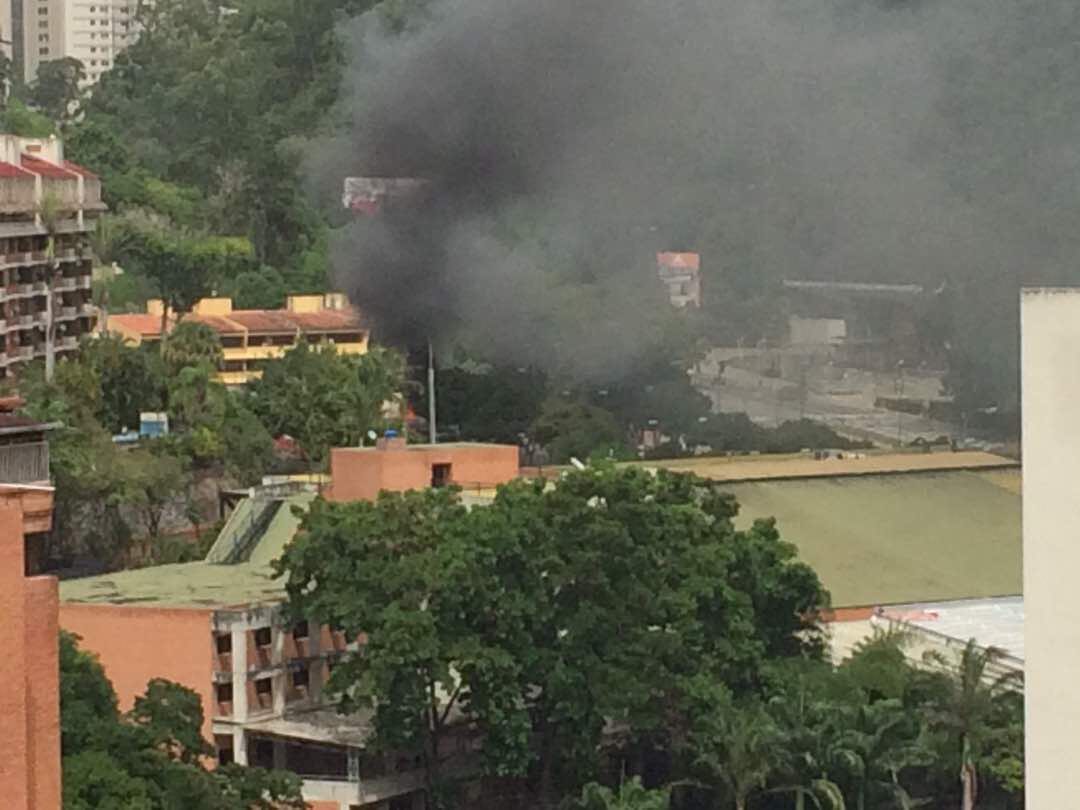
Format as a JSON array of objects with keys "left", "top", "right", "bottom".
[{"left": 309, "top": 0, "right": 1080, "bottom": 396}]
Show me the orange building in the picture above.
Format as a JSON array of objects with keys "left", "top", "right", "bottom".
[
  {"left": 327, "top": 437, "right": 520, "bottom": 502},
  {"left": 106, "top": 294, "right": 369, "bottom": 386},
  {"left": 0, "top": 485, "right": 59, "bottom": 810},
  {"left": 58, "top": 441, "right": 520, "bottom": 809}
]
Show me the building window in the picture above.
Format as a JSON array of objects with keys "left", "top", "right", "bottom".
[
  {"left": 292, "top": 666, "right": 309, "bottom": 690},
  {"left": 38, "top": 47, "right": 48, "bottom": 55},
  {"left": 254, "top": 677, "right": 273, "bottom": 709},
  {"left": 214, "top": 735, "right": 234, "bottom": 766},
  {"left": 293, "top": 620, "right": 309, "bottom": 641},
  {"left": 215, "top": 633, "right": 232, "bottom": 655},
  {"left": 431, "top": 463, "right": 452, "bottom": 488},
  {"left": 254, "top": 626, "right": 271, "bottom": 647},
  {"left": 215, "top": 682, "right": 233, "bottom": 716}
]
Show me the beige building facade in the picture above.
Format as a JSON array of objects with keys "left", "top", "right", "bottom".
[
  {"left": 9, "top": 0, "right": 140, "bottom": 85},
  {"left": 1021, "top": 288, "right": 1080, "bottom": 808}
]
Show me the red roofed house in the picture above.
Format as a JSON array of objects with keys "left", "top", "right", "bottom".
[
  {"left": 657, "top": 252, "right": 702, "bottom": 308},
  {"left": 0, "top": 134, "right": 104, "bottom": 378},
  {"left": 107, "top": 294, "right": 369, "bottom": 385}
]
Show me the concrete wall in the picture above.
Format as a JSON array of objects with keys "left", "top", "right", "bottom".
[
  {"left": 328, "top": 443, "right": 520, "bottom": 502},
  {"left": 1021, "top": 288, "right": 1080, "bottom": 808},
  {"left": 60, "top": 603, "right": 217, "bottom": 743},
  {"left": 0, "top": 503, "right": 60, "bottom": 810}
]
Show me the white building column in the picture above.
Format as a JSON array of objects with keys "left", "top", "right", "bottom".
[{"left": 1021, "top": 288, "right": 1080, "bottom": 808}]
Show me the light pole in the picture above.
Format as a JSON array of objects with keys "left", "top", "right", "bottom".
[{"left": 895, "top": 360, "right": 906, "bottom": 446}]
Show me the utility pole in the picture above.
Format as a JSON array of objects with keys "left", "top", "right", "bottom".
[{"left": 427, "top": 340, "right": 437, "bottom": 445}]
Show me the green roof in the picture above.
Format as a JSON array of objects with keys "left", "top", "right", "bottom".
[
  {"left": 61, "top": 470, "right": 1022, "bottom": 611},
  {"left": 61, "top": 494, "right": 313, "bottom": 608},
  {"left": 724, "top": 469, "right": 1021, "bottom": 607}
]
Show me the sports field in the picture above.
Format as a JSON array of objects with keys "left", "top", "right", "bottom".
[{"left": 723, "top": 469, "right": 1022, "bottom": 607}]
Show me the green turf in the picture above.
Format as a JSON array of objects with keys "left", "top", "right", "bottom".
[{"left": 724, "top": 470, "right": 1022, "bottom": 607}]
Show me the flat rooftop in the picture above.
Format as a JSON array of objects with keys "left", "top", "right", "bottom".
[
  {"left": 60, "top": 494, "right": 312, "bottom": 608},
  {"left": 886, "top": 596, "right": 1024, "bottom": 661},
  {"left": 637, "top": 450, "right": 1016, "bottom": 483},
  {"left": 724, "top": 468, "right": 1021, "bottom": 606}
]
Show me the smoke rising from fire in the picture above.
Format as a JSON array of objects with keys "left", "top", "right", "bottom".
[{"left": 309, "top": 0, "right": 1080, "bottom": 391}]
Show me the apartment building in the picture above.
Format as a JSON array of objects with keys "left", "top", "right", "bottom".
[
  {"left": 0, "top": 134, "right": 101, "bottom": 377},
  {"left": 8, "top": 0, "right": 141, "bottom": 85},
  {"left": 60, "top": 441, "right": 521, "bottom": 809},
  {"left": 108, "top": 294, "right": 369, "bottom": 385},
  {"left": 0, "top": 478, "right": 59, "bottom": 810}
]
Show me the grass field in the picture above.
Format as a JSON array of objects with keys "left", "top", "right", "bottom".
[{"left": 723, "top": 469, "right": 1022, "bottom": 607}]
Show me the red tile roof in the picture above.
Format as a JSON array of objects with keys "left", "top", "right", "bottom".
[
  {"left": 62, "top": 160, "right": 98, "bottom": 179},
  {"left": 109, "top": 313, "right": 165, "bottom": 337},
  {"left": 223, "top": 308, "right": 366, "bottom": 335},
  {"left": 657, "top": 252, "right": 701, "bottom": 271},
  {"left": 20, "top": 154, "right": 78, "bottom": 179},
  {"left": 109, "top": 307, "right": 367, "bottom": 340},
  {"left": 185, "top": 314, "right": 246, "bottom": 335},
  {"left": 0, "top": 161, "right": 35, "bottom": 178}
]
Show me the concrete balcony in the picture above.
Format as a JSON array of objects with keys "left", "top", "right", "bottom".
[
  {"left": 58, "top": 305, "right": 77, "bottom": 320},
  {"left": 32, "top": 281, "right": 47, "bottom": 293},
  {"left": 17, "top": 314, "right": 34, "bottom": 326},
  {"left": 58, "top": 335, "right": 78, "bottom": 350},
  {"left": 0, "top": 441, "right": 51, "bottom": 485},
  {"left": 14, "top": 345, "right": 34, "bottom": 359},
  {"left": 54, "top": 277, "right": 76, "bottom": 291},
  {"left": 76, "top": 276, "right": 91, "bottom": 290},
  {"left": 58, "top": 247, "right": 78, "bottom": 262}
]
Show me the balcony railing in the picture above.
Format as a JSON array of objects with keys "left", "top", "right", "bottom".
[
  {"left": 55, "top": 277, "right": 76, "bottom": 291},
  {"left": 0, "top": 441, "right": 49, "bottom": 484}
]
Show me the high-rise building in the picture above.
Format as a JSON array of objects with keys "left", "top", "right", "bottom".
[
  {"left": 0, "top": 133, "right": 101, "bottom": 378},
  {"left": 10, "top": 0, "right": 141, "bottom": 85}
]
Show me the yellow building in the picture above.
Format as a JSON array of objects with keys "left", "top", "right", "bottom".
[{"left": 106, "top": 294, "right": 369, "bottom": 385}]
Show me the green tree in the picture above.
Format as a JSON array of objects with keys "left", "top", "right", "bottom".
[
  {"left": 79, "top": 335, "right": 165, "bottom": 433},
  {"left": 278, "top": 466, "right": 828, "bottom": 805},
  {"left": 30, "top": 57, "right": 86, "bottom": 122},
  {"left": 221, "top": 397, "right": 276, "bottom": 485},
  {"left": 162, "top": 321, "right": 223, "bottom": 377},
  {"left": 684, "top": 690, "right": 781, "bottom": 810},
  {"left": 1, "top": 98, "right": 56, "bottom": 136},
  {"left": 530, "top": 397, "right": 627, "bottom": 463},
  {"left": 919, "top": 640, "right": 1024, "bottom": 810},
  {"left": 223, "top": 267, "right": 288, "bottom": 310},
  {"left": 573, "top": 778, "right": 670, "bottom": 810},
  {"left": 432, "top": 364, "right": 547, "bottom": 444},
  {"left": 60, "top": 631, "right": 305, "bottom": 810},
  {"left": 250, "top": 343, "right": 404, "bottom": 464}
]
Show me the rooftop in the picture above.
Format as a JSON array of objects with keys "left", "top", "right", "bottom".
[
  {"left": 60, "top": 493, "right": 313, "bottom": 608},
  {"left": 724, "top": 468, "right": 1021, "bottom": 606},
  {"left": 637, "top": 449, "right": 1016, "bottom": 483}
]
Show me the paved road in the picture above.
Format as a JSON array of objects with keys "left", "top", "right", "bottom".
[{"left": 699, "top": 371, "right": 960, "bottom": 446}]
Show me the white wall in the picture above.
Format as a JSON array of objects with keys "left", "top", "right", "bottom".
[{"left": 1021, "top": 288, "right": 1080, "bottom": 808}]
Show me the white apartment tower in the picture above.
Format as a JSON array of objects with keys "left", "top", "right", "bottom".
[{"left": 9, "top": 0, "right": 141, "bottom": 85}]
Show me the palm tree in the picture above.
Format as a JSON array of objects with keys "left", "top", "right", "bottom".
[
  {"left": 829, "top": 698, "right": 933, "bottom": 810},
  {"left": 688, "top": 699, "right": 781, "bottom": 810},
  {"left": 920, "top": 640, "right": 1023, "bottom": 810},
  {"left": 574, "top": 777, "right": 670, "bottom": 810}
]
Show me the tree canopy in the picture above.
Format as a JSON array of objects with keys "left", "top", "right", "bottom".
[
  {"left": 277, "top": 465, "right": 828, "bottom": 804},
  {"left": 60, "top": 631, "right": 305, "bottom": 810}
]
